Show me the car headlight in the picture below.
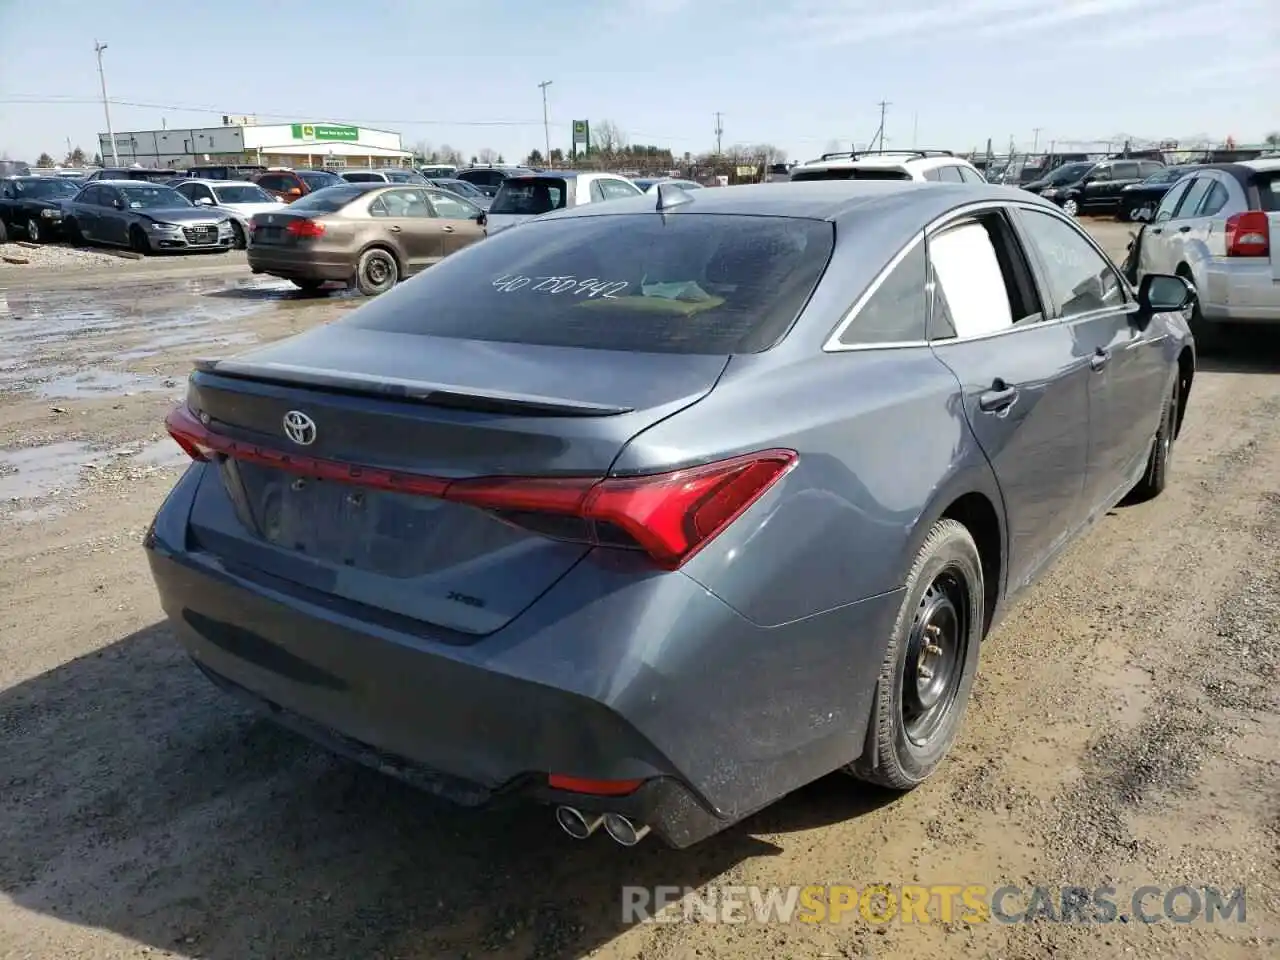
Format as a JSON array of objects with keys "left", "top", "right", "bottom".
[
  {"left": 40, "top": 208, "right": 61, "bottom": 219},
  {"left": 148, "top": 221, "right": 181, "bottom": 231},
  {"left": 218, "top": 221, "right": 233, "bottom": 233},
  {"left": 1041, "top": 188, "right": 1058, "bottom": 198}
]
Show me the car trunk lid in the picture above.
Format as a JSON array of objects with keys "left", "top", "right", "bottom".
[{"left": 178, "top": 324, "right": 729, "bottom": 637}]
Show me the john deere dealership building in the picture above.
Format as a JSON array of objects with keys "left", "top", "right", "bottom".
[{"left": 97, "top": 116, "right": 414, "bottom": 170}]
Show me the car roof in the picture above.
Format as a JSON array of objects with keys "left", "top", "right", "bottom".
[
  {"left": 91, "top": 179, "right": 178, "bottom": 186},
  {"left": 532, "top": 179, "right": 1042, "bottom": 224},
  {"left": 1241, "top": 157, "right": 1280, "bottom": 173}
]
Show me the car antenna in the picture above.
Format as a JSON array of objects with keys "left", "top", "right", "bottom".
[{"left": 655, "top": 182, "right": 693, "bottom": 212}]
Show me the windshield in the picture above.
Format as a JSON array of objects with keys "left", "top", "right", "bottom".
[
  {"left": 286, "top": 183, "right": 375, "bottom": 213},
  {"left": 213, "top": 184, "right": 274, "bottom": 204},
  {"left": 1046, "top": 162, "right": 1095, "bottom": 185},
  {"left": 1257, "top": 173, "right": 1279, "bottom": 212},
  {"left": 14, "top": 178, "right": 79, "bottom": 199},
  {"left": 297, "top": 170, "right": 343, "bottom": 190},
  {"left": 118, "top": 185, "right": 190, "bottom": 209},
  {"left": 435, "top": 179, "right": 482, "bottom": 198},
  {"left": 342, "top": 213, "right": 836, "bottom": 355},
  {"left": 385, "top": 169, "right": 426, "bottom": 183},
  {"left": 490, "top": 177, "right": 568, "bottom": 215}
]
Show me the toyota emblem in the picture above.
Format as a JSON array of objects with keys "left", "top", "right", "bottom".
[{"left": 283, "top": 410, "right": 317, "bottom": 446}]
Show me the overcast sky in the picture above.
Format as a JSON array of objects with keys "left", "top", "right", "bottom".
[{"left": 0, "top": 0, "right": 1274, "bottom": 164}]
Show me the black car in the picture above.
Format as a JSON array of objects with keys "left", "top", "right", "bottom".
[
  {"left": 453, "top": 165, "right": 536, "bottom": 197},
  {"left": 1038, "top": 158, "right": 1166, "bottom": 217},
  {"left": 1116, "top": 165, "right": 1200, "bottom": 222},
  {"left": 83, "top": 167, "right": 180, "bottom": 184},
  {"left": 0, "top": 176, "right": 81, "bottom": 243}
]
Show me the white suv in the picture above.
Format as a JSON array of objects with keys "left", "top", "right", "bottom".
[{"left": 790, "top": 150, "right": 986, "bottom": 184}]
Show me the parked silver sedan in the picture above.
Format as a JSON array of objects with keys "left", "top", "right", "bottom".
[
  {"left": 1128, "top": 159, "right": 1279, "bottom": 350},
  {"left": 170, "top": 179, "right": 286, "bottom": 248},
  {"left": 63, "top": 181, "right": 236, "bottom": 254}
]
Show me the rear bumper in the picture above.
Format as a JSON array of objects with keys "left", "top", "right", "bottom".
[
  {"left": 145, "top": 466, "right": 900, "bottom": 847},
  {"left": 1199, "top": 259, "right": 1280, "bottom": 324},
  {"left": 247, "top": 247, "right": 355, "bottom": 282}
]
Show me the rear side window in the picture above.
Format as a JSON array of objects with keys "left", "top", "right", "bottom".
[
  {"left": 928, "top": 222, "right": 1013, "bottom": 338},
  {"left": 1199, "top": 180, "right": 1230, "bottom": 217},
  {"left": 1254, "top": 172, "right": 1279, "bottom": 211},
  {"left": 343, "top": 172, "right": 384, "bottom": 183},
  {"left": 958, "top": 166, "right": 985, "bottom": 184},
  {"left": 256, "top": 174, "right": 291, "bottom": 192},
  {"left": 491, "top": 178, "right": 567, "bottom": 215},
  {"left": 936, "top": 166, "right": 965, "bottom": 183},
  {"left": 287, "top": 185, "right": 371, "bottom": 213},
  {"left": 298, "top": 171, "right": 342, "bottom": 191},
  {"left": 791, "top": 167, "right": 911, "bottom": 181},
  {"left": 838, "top": 238, "right": 928, "bottom": 345},
  {"left": 343, "top": 214, "right": 835, "bottom": 355}
]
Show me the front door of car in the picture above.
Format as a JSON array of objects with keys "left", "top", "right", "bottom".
[
  {"left": 1014, "top": 206, "right": 1167, "bottom": 513},
  {"left": 1078, "top": 164, "right": 1114, "bottom": 212},
  {"left": 424, "top": 190, "right": 485, "bottom": 256},
  {"left": 97, "top": 187, "right": 131, "bottom": 246},
  {"left": 72, "top": 186, "right": 104, "bottom": 238},
  {"left": 925, "top": 208, "right": 1092, "bottom": 593},
  {"left": 369, "top": 188, "right": 439, "bottom": 273}
]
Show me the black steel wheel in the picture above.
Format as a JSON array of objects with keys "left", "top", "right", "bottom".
[
  {"left": 25, "top": 217, "right": 43, "bottom": 244},
  {"left": 355, "top": 247, "right": 398, "bottom": 296},
  {"left": 848, "top": 518, "right": 984, "bottom": 790}
]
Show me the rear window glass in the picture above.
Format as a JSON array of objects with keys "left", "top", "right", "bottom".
[
  {"left": 298, "top": 171, "right": 343, "bottom": 190},
  {"left": 287, "top": 184, "right": 374, "bottom": 213},
  {"left": 491, "top": 178, "right": 568, "bottom": 215},
  {"left": 791, "top": 167, "right": 910, "bottom": 181},
  {"left": 343, "top": 214, "right": 835, "bottom": 355},
  {"left": 1255, "top": 173, "right": 1279, "bottom": 211}
]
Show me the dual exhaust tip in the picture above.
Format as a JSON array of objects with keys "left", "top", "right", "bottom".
[{"left": 555, "top": 806, "right": 650, "bottom": 846}]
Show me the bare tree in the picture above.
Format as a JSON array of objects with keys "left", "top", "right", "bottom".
[
  {"left": 476, "top": 147, "right": 498, "bottom": 164},
  {"left": 412, "top": 140, "right": 434, "bottom": 162},
  {"left": 592, "top": 120, "right": 626, "bottom": 155},
  {"left": 1266, "top": 132, "right": 1280, "bottom": 149},
  {"left": 36, "top": 152, "right": 55, "bottom": 167},
  {"left": 437, "top": 144, "right": 463, "bottom": 164}
]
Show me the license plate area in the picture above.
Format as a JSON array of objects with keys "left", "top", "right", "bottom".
[{"left": 254, "top": 226, "right": 284, "bottom": 244}]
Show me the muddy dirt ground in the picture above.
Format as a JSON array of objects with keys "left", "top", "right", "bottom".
[{"left": 1, "top": 223, "right": 1277, "bottom": 960}]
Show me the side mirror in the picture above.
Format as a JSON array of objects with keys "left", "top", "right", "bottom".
[
  {"left": 475, "top": 212, "right": 486, "bottom": 227},
  {"left": 112, "top": 199, "right": 123, "bottom": 209},
  {"left": 1138, "top": 273, "right": 1193, "bottom": 318},
  {"left": 195, "top": 197, "right": 213, "bottom": 206}
]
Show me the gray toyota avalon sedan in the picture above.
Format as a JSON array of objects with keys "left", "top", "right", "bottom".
[{"left": 146, "top": 180, "right": 1195, "bottom": 848}]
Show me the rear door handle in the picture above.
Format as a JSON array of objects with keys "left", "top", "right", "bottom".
[
  {"left": 388, "top": 225, "right": 402, "bottom": 233},
  {"left": 1090, "top": 348, "right": 1109, "bottom": 371},
  {"left": 978, "top": 381, "right": 1019, "bottom": 414},
  {"left": 442, "top": 225, "right": 455, "bottom": 233},
  {"left": 1177, "top": 225, "right": 1191, "bottom": 233},
  {"left": 1150, "top": 227, "right": 1163, "bottom": 234}
]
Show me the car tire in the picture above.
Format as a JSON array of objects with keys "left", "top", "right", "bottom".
[
  {"left": 355, "top": 247, "right": 398, "bottom": 296},
  {"left": 130, "top": 225, "right": 152, "bottom": 255},
  {"left": 847, "top": 518, "right": 984, "bottom": 790},
  {"left": 0, "top": 218, "right": 8, "bottom": 243},
  {"left": 25, "top": 218, "right": 43, "bottom": 244},
  {"left": 1127, "top": 375, "right": 1178, "bottom": 503},
  {"left": 64, "top": 217, "right": 81, "bottom": 245},
  {"left": 231, "top": 221, "right": 246, "bottom": 250},
  {"left": 1062, "top": 198, "right": 1079, "bottom": 217}
]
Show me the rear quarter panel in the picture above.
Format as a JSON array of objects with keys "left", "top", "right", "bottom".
[{"left": 616, "top": 348, "right": 1004, "bottom": 628}]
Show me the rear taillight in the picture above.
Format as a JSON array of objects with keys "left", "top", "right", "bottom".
[
  {"left": 1225, "top": 211, "right": 1269, "bottom": 257},
  {"left": 286, "top": 218, "right": 325, "bottom": 238},
  {"left": 165, "top": 404, "right": 796, "bottom": 569}
]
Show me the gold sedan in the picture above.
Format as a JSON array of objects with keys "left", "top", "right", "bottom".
[{"left": 247, "top": 181, "right": 487, "bottom": 295}]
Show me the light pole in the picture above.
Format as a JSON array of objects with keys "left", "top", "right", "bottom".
[
  {"left": 538, "top": 80, "right": 553, "bottom": 168},
  {"left": 94, "top": 41, "right": 119, "bottom": 166}
]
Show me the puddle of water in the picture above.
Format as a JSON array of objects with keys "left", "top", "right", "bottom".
[
  {"left": 34, "top": 369, "right": 169, "bottom": 400},
  {"left": 131, "top": 437, "right": 189, "bottom": 469},
  {"left": 0, "top": 441, "right": 94, "bottom": 501},
  {"left": 4, "top": 503, "right": 67, "bottom": 524}
]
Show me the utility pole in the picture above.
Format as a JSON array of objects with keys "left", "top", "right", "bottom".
[
  {"left": 94, "top": 41, "right": 119, "bottom": 166},
  {"left": 876, "top": 100, "right": 890, "bottom": 150},
  {"left": 537, "top": 80, "right": 553, "bottom": 168},
  {"left": 714, "top": 112, "right": 724, "bottom": 156},
  {"left": 1031, "top": 127, "right": 1042, "bottom": 156}
]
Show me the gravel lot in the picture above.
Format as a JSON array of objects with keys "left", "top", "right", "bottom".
[{"left": 1, "top": 221, "right": 1277, "bottom": 960}]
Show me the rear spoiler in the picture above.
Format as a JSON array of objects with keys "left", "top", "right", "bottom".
[{"left": 192, "top": 357, "right": 635, "bottom": 417}]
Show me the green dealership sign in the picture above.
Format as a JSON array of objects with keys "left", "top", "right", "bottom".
[{"left": 291, "top": 123, "right": 360, "bottom": 142}]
